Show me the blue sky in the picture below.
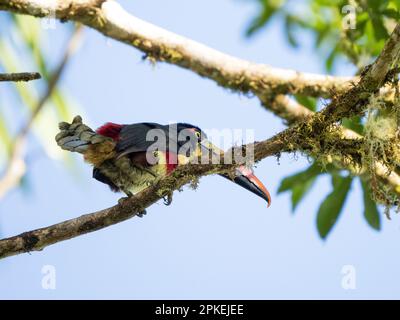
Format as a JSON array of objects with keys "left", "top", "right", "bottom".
[{"left": 1, "top": 0, "right": 400, "bottom": 299}]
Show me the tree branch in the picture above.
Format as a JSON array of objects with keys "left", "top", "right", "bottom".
[
  {"left": 255, "top": 23, "right": 400, "bottom": 197},
  {"left": 269, "top": 95, "right": 400, "bottom": 196},
  {"left": 0, "top": 0, "right": 355, "bottom": 99},
  {"left": 0, "top": 25, "right": 83, "bottom": 199},
  {"left": 0, "top": 72, "right": 41, "bottom": 82},
  {"left": 0, "top": 133, "right": 285, "bottom": 260}
]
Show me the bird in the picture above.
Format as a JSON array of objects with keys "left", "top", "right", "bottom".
[{"left": 55, "top": 116, "right": 271, "bottom": 215}]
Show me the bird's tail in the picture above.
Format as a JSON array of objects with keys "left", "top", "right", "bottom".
[{"left": 55, "top": 115, "right": 116, "bottom": 166}]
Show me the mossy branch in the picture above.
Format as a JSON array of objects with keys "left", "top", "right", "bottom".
[
  {"left": 0, "top": 133, "right": 285, "bottom": 260},
  {"left": 0, "top": 0, "right": 355, "bottom": 99},
  {"left": 267, "top": 95, "right": 400, "bottom": 198},
  {"left": 0, "top": 72, "right": 41, "bottom": 82}
]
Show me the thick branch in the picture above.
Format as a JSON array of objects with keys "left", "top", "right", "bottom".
[
  {"left": 0, "top": 72, "right": 41, "bottom": 82},
  {"left": 258, "top": 25, "right": 400, "bottom": 129},
  {"left": 261, "top": 94, "right": 313, "bottom": 125},
  {"left": 269, "top": 95, "right": 400, "bottom": 196},
  {"left": 0, "top": 134, "right": 285, "bottom": 260},
  {"left": 0, "top": 0, "right": 355, "bottom": 98},
  {"left": 281, "top": 23, "right": 400, "bottom": 152},
  {"left": 255, "top": 23, "right": 400, "bottom": 197}
]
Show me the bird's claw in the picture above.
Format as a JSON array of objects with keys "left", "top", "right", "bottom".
[
  {"left": 137, "top": 210, "right": 147, "bottom": 218},
  {"left": 119, "top": 193, "right": 147, "bottom": 218},
  {"left": 118, "top": 191, "right": 133, "bottom": 205},
  {"left": 118, "top": 196, "right": 129, "bottom": 205},
  {"left": 163, "top": 193, "right": 173, "bottom": 206}
]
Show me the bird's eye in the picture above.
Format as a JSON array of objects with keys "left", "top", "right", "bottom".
[
  {"left": 153, "top": 150, "right": 159, "bottom": 158},
  {"left": 195, "top": 131, "right": 201, "bottom": 139}
]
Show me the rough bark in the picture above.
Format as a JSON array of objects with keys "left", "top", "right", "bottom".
[
  {"left": 0, "top": 72, "right": 41, "bottom": 82},
  {"left": 0, "top": 0, "right": 355, "bottom": 99}
]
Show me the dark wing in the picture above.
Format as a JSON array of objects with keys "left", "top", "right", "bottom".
[
  {"left": 94, "top": 123, "right": 169, "bottom": 191},
  {"left": 93, "top": 168, "right": 120, "bottom": 192},
  {"left": 116, "top": 122, "right": 168, "bottom": 160}
]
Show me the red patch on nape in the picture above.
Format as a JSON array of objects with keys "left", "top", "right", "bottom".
[
  {"left": 96, "top": 122, "right": 123, "bottom": 141},
  {"left": 166, "top": 152, "right": 178, "bottom": 174}
]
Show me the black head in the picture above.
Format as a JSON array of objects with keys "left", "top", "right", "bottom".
[
  {"left": 161, "top": 123, "right": 206, "bottom": 157},
  {"left": 176, "top": 123, "right": 207, "bottom": 142}
]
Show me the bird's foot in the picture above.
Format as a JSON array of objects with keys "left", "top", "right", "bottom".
[
  {"left": 163, "top": 192, "right": 173, "bottom": 206},
  {"left": 118, "top": 191, "right": 133, "bottom": 205},
  {"left": 118, "top": 196, "right": 129, "bottom": 205},
  {"left": 137, "top": 210, "right": 147, "bottom": 218},
  {"left": 119, "top": 192, "right": 147, "bottom": 218}
]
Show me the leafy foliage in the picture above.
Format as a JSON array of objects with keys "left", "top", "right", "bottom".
[
  {"left": 0, "top": 15, "right": 80, "bottom": 182},
  {"left": 361, "top": 178, "right": 381, "bottom": 230},
  {"left": 278, "top": 162, "right": 321, "bottom": 211},
  {"left": 316, "top": 175, "right": 352, "bottom": 239},
  {"left": 249, "top": 0, "right": 400, "bottom": 237},
  {"left": 246, "top": 0, "right": 400, "bottom": 72}
]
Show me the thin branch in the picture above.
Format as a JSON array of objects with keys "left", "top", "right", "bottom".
[
  {"left": 0, "top": 72, "right": 41, "bottom": 82},
  {"left": 261, "top": 94, "right": 313, "bottom": 125},
  {"left": 0, "top": 25, "right": 83, "bottom": 199},
  {"left": 0, "top": 0, "right": 356, "bottom": 99},
  {"left": 0, "top": 134, "right": 285, "bottom": 260}
]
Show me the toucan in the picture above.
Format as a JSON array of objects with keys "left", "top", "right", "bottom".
[{"left": 55, "top": 116, "right": 271, "bottom": 210}]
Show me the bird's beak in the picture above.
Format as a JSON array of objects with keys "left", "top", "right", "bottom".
[
  {"left": 225, "top": 165, "right": 271, "bottom": 207},
  {"left": 199, "top": 139, "right": 271, "bottom": 207}
]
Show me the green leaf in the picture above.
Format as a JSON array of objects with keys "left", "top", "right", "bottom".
[
  {"left": 294, "top": 95, "right": 317, "bottom": 112},
  {"left": 284, "top": 15, "right": 300, "bottom": 48},
  {"left": 342, "top": 116, "right": 363, "bottom": 134},
  {"left": 356, "top": 12, "right": 370, "bottom": 34},
  {"left": 244, "top": 0, "right": 390, "bottom": 71},
  {"left": 0, "top": 39, "right": 38, "bottom": 112},
  {"left": 367, "top": 8, "right": 389, "bottom": 41},
  {"left": 12, "top": 15, "right": 50, "bottom": 79},
  {"left": 278, "top": 163, "right": 325, "bottom": 212},
  {"left": 317, "top": 175, "right": 352, "bottom": 239},
  {"left": 291, "top": 177, "right": 317, "bottom": 211},
  {"left": 360, "top": 179, "right": 381, "bottom": 230},
  {"left": 366, "top": 0, "right": 389, "bottom": 11},
  {"left": 388, "top": 0, "right": 400, "bottom": 11},
  {"left": 0, "top": 107, "right": 11, "bottom": 153},
  {"left": 246, "top": 0, "right": 286, "bottom": 37},
  {"left": 315, "top": 25, "right": 330, "bottom": 48},
  {"left": 278, "top": 163, "right": 322, "bottom": 193},
  {"left": 371, "top": 18, "right": 389, "bottom": 41},
  {"left": 325, "top": 44, "right": 339, "bottom": 73},
  {"left": 382, "top": 8, "right": 400, "bottom": 19}
]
